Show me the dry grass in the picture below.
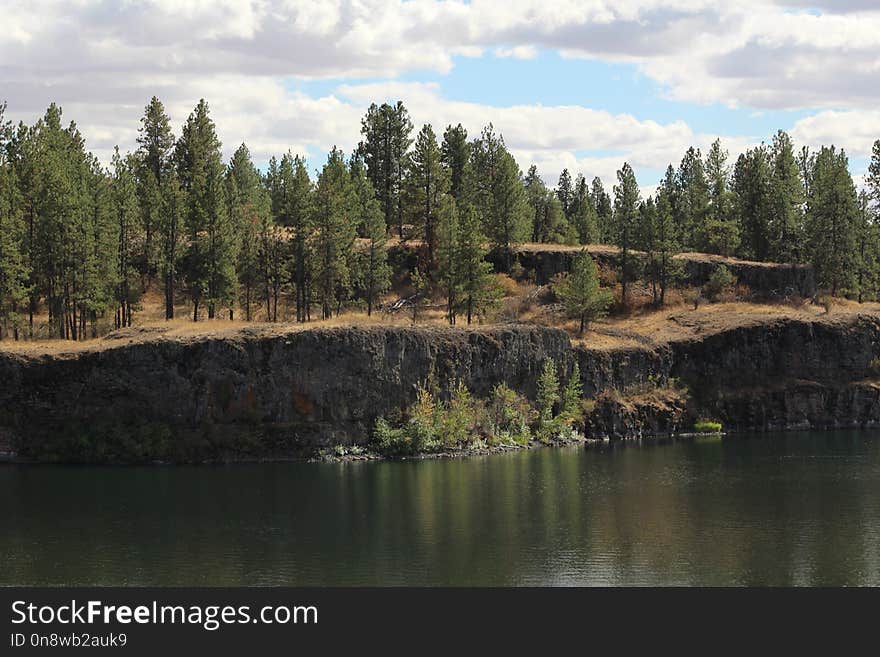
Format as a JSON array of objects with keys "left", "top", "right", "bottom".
[{"left": 5, "top": 269, "right": 880, "bottom": 358}]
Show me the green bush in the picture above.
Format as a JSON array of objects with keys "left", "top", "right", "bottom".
[
  {"left": 703, "top": 265, "right": 736, "bottom": 301},
  {"left": 484, "top": 383, "right": 533, "bottom": 446},
  {"left": 694, "top": 419, "right": 723, "bottom": 433}
]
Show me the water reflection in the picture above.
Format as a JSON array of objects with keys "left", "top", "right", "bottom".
[{"left": 2, "top": 432, "right": 879, "bottom": 586}]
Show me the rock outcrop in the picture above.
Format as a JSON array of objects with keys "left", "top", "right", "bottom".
[{"left": 2, "top": 313, "right": 879, "bottom": 462}]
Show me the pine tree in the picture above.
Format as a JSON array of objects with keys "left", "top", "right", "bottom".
[
  {"left": 866, "top": 139, "right": 880, "bottom": 216},
  {"left": 613, "top": 163, "right": 641, "bottom": 304},
  {"left": 570, "top": 174, "right": 598, "bottom": 245},
  {"left": 805, "top": 146, "right": 858, "bottom": 296},
  {"left": 704, "top": 138, "right": 740, "bottom": 256},
  {"left": 441, "top": 124, "right": 469, "bottom": 201},
  {"left": 226, "top": 143, "right": 269, "bottom": 321},
  {"left": 855, "top": 190, "right": 879, "bottom": 303},
  {"left": 733, "top": 146, "right": 772, "bottom": 261},
  {"left": 351, "top": 159, "right": 390, "bottom": 315},
  {"left": 677, "top": 147, "right": 710, "bottom": 251},
  {"left": 358, "top": 102, "right": 413, "bottom": 238},
  {"left": 554, "top": 251, "right": 613, "bottom": 334},
  {"left": 470, "top": 124, "right": 529, "bottom": 268},
  {"left": 651, "top": 190, "right": 680, "bottom": 305},
  {"left": 438, "top": 203, "right": 498, "bottom": 325},
  {"left": 175, "top": 99, "right": 237, "bottom": 320},
  {"left": 273, "top": 153, "right": 313, "bottom": 322},
  {"left": 556, "top": 168, "right": 574, "bottom": 219},
  {"left": 768, "top": 130, "right": 804, "bottom": 264},
  {"left": 158, "top": 169, "right": 184, "bottom": 320},
  {"left": 0, "top": 103, "right": 29, "bottom": 340},
  {"left": 591, "top": 177, "right": 613, "bottom": 243},
  {"left": 404, "top": 124, "right": 449, "bottom": 271},
  {"left": 135, "top": 96, "right": 175, "bottom": 285},
  {"left": 110, "top": 148, "right": 141, "bottom": 328},
  {"left": 313, "top": 148, "right": 356, "bottom": 319}
]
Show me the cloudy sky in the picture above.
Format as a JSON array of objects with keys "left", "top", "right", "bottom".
[{"left": 3, "top": 0, "right": 879, "bottom": 191}]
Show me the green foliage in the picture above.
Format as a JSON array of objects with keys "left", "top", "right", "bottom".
[
  {"left": 358, "top": 101, "right": 413, "bottom": 238},
  {"left": 351, "top": 158, "right": 390, "bottom": 315},
  {"left": 613, "top": 162, "right": 641, "bottom": 303},
  {"left": 313, "top": 148, "right": 357, "bottom": 319},
  {"left": 470, "top": 124, "right": 529, "bottom": 261},
  {"left": 704, "top": 265, "right": 736, "bottom": 300},
  {"left": 694, "top": 419, "right": 723, "bottom": 434},
  {"left": 553, "top": 251, "right": 613, "bottom": 334},
  {"left": 534, "top": 360, "right": 584, "bottom": 442},
  {"left": 805, "top": 146, "right": 859, "bottom": 296},
  {"left": 437, "top": 203, "right": 501, "bottom": 325},
  {"left": 404, "top": 123, "right": 450, "bottom": 268},
  {"left": 485, "top": 383, "right": 533, "bottom": 446}
]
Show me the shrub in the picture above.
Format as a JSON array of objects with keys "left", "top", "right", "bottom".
[
  {"left": 703, "top": 265, "right": 736, "bottom": 301},
  {"left": 694, "top": 419, "right": 723, "bottom": 434},
  {"left": 868, "top": 356, "right": 880, "bottom": 377},
  {"left": 534, "top": 360, "right": 561, "bottom": 441},
  {"left": 484, "top": 383, "right": 533, "bottom": 445}
]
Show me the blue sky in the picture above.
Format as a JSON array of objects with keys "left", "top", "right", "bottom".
[{"left": 4, "top": 1, "right": 878, "bottom": 193}]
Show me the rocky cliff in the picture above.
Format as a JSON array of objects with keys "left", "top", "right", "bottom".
[{"left": 2, "top": 313, "right": 879, "bottom": 462}]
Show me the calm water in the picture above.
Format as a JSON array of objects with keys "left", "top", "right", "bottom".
[{"left": 3, "top": 431, "right": 880, "bottom": 586}]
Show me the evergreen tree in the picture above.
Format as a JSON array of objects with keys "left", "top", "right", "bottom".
[
  {"left": 733, "top": 146, "right": 772, "bottom": 261},
  {"left": 651, "top": 190, "right": 680, "bottom": 305},
  {"left": 613, "top": 162, "right": 641, "bottom": 304},
  {"left": 135, "top": 96, "right": 175, "bottom": 284},
  {"left": 805, "top": 146, "right": 858, "bottom": 296},
  {"left": 556, "top": 168, "right": 574, "bottom": 219},
  {"left": 226, "top": 143, "right": 269, "bottom": 321},
  {"left": 404, "top": 124, "right": 449, "bottom": 271},
  {"left": 553, "top": 251, "right": 613, "bottom": 334},
  {"left": 591, "top": 177, "right": 613, "bottom": 243},
  {"left": 768, "top": 130, "right": 804, "bottom": 264},
  {"left": 351, "top": 159, "right": 390, "bottom": 315},
  {"left": 470, "top": 124, "right": 529, "bottom": 268},
  {"left": 704, "top": 139, "right": 739, "bottom": 256},
  {"left": 855, "top": 190, "right": 879, "bottom": 303},
  {"left": 175, "top": 99, "right": 237, "bottom": 320},
  {"left": 158, "top": 170, "right": 184, "bottom": 320},
  {"left": 273, "top": 153, "right": 313, "bottom": 322},
  {"left": 313, "top": 148, "right": 356, "bottom": 319},
  {"left": 677, "top": 147, "right": 710, "bottom": 251},
  {"left": 866, "top": 139, "right": 880, "bottom": 216},
  {"left": 438, "top": 203, "right": 498, "bottom": 325},
  {"left": 441, "top": 124, "right": 469, "bottom": 201},
  {"left": 110, "top": 148, "right": 141, "bottom": 328},
  {"left": 570, "top": 174, "right": 598, "bottom": 245},
  {"left": 0, "top": 103, "right": 29, "bottom": 340},
  {"left": 358, "top": 102, "right": 413, "bottom": 238}
]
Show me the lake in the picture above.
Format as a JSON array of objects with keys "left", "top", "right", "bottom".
[{"left": 3, "top": 431, "right": 880, "bottom": 586}]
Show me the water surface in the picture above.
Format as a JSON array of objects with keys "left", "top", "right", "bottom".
[{"left": 3, "top": 431, "right": 880, "bottom": 586}]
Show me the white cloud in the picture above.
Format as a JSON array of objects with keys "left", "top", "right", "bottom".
[
  {"left": 790, "top": 110, "right": 880, "bottom": 158},
  {"left": 2, "top": 1, "right": 876, "bottom": 189}
]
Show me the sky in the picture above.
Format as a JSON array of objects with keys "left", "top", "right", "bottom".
[{"left": 3, "top": 0, "right": 880, "bottom": 194}]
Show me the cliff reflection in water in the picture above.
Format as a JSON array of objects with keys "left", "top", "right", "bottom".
[{"left": 3, "top": 431, "right": 880, "bottom": 586}]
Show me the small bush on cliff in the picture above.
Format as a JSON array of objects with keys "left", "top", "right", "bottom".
[
  {"left": 703, "top": 265, "right": 736, "bottom": 301},
  {"left": 534, "top": 360, "right": 584, "bottom": 442},
  {"left": 694, "top": 419, "right": 723, "bottom": 434},
  {"left": 869, "top": 356, "right": 880, "bottom": 377},
  {"left": 373, "top": 381, "right": 484, "bottom": 455},
  {"left": 484, "top": 383, "right": 533, "bottom": 445}
]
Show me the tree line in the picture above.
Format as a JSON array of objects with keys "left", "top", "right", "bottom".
[{"left": 1, "top": 97, "right": 879, "bottom": 340}]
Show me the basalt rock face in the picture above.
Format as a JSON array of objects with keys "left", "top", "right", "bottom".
[
  {"left": 2, "top": 314, "right": 880, "bottom": 462},
  {"left": 0, "top": 326, "right": 574, "bottom": 461}
]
